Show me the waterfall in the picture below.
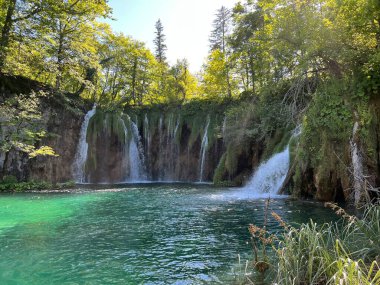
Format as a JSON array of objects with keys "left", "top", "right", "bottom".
[
  {"left": 241, "top": 127, "right": 302, "bottom": 197},
  {"left": 158, "top": 115, "right": 164, "bottom": 180},
  {"left": 242, "top": 146, "right": 290, "bottom": 197},
  {"left": 174, "top": 117, "right": 180, "bottom": 138},
  {"left": 72, "top": 105, "right": 96, "bottom": 183},
  {"left": 121, "top": 118, "right": 147, "bottom": 182},
  {"left": 199, "top": 118, "right": 210, "bottom": 182},
  {"left": 144, "top": 114, "right": 150, "bottom": 155},
  {"left": 130, "top": 120, "right": 147, "bottom": 181},
  {"left": 222, "top": 116, "right": 227, "bottom": 138},
  {"left": 143, "top": 114, "right": 150, "bottom": 177},
  {"left": 350, "top": 120, "right": 365, "bottom": 206}
]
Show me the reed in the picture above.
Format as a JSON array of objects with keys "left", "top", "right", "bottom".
[{"left": 242, "top": 203, "right": 380, "bottom": 285}]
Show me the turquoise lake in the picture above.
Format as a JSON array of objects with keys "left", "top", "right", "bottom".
[{"left": 0, "top": 185, "right": 335, "bottom": 284}]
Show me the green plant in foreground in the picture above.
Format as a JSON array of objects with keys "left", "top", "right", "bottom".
[
  {"left": 241, "top": 202, "right": 380, "bottom": 285},
  {"left": 248, "top": 199, "right": 274, "bottom": 275},
  {"left": 275, "top": 222, "right": 337, "bottom": 284},
  {"left": 330, "top": 258, "right": 380, "bottom": 285},
  {"left": 273, "top": 203, "right": 380, "bottom": 285}
]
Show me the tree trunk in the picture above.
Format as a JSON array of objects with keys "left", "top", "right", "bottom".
[
  {"left": 74, "top": 67, "right": 96, "bottom": 96},
  {"left": 0, "top": 0, "right": 17, "bottom": 71},
  {"left": 249, "top": 54, "right": 255, "bottom": 94},
  {"left": 55, "top": 23, "right": 65, "bottom": 90},
  {"left": 375, "top": 15, "right": 380, "bottom": 49},
  {"left": 131, "top": 57, "right": 137, "bottom": 104},
  {"left": 225, "top": 53, "right": 232, "bottom": 98}
]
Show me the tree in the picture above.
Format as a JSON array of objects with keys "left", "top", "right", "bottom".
[
  {"left": 0, "top": 91, "right": 57, "bottom": 177},
  {"left": 41, "top": 0, "right": 110, "bottom": 90},
  {"left": 153, "top": 19, "right": 167, "bottom": 63},
  {"left": 0, "top": 0, "right": 46, "bottom": 70},
  {"left": 168, "top": 59, "right": 199, "bottom": 102},
  {"left": 95, "top": 26, "right": 157, "bottom": 106},
  {"left": 230, "top": 1, "right": 264, "bottom": 92},
  {"left": 0, "top": 0, "right": 111, "bottom": 93},
  {"left": 209, "top": 6, "right": 231, "bottom": 53},
  {"left": 201, "top": 49, "right": 237, "bottom": 98},
  {"left": 208, "top": 6, "right": 233, "bottom": 97}
]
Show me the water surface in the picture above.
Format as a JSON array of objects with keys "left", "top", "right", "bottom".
[{"left": 0, "top": 185, "right": 335, "bottom": 284}]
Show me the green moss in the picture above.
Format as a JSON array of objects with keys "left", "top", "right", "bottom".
[
  {"left": 261, "top": 128, "right": 292, "bottom": 161},
  {"left": 130, "top": 100, "right": 228, "bottom": 152},
  {"left": 289, "top": 135, "right": 299, "bottom": 165},
  {"left": 292, "top": 165, "right": 302, "bottom": 197},
  {"left": 213, "top": 152, "right": 227, "bottom": 184},
  {"left": 225, "top": 144, "right": 239, "bottom": 176}
]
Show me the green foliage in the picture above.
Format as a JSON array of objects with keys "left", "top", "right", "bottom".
[
  {"left": 276, "top": 222, "right": 337, "bottom": 284},
  {"left": 2, "top": 175, "right": 17, "bottom": 184},
  {"left": 201, "top": 49, "right": 238, "bottom": 98},
  {"left": 213, "top": 152, "right": 227, "bottom": 185},
  {"left": 0, "top": 179, "right": 56, "bottom": 192},
  {"left": 298, "top": 81, "right": 353, "bottom": 169},
  {"left": 274, "top": 204, "right": 380, "bottom": 285},
  {"left": 131, "top": 99, "right": 228, "bottom": 152},
  {"left": 0, "top": 179, "right": 75, "bottom": 192},
  {"left": 0, "top": 90, "right": 57, "bottom": 158},
  {"left": 239, "top": 204, "right": 380, "bottom": 284}
]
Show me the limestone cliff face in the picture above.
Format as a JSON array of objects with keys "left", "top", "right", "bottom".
[
  {"left": 285, "top": 96, "right": 380, "bottom": 204},
  {"left": 81, "top": 109, "right": 225, "bottom": 183},
  {"left": 1, "top": 105, "right": 85, "bottom": 183},
  {"left": 0, "top": 74, "right": 87, "bottom": 183},
  {"left": 28, "top": 106, "right": 84, "bottom": 183}
]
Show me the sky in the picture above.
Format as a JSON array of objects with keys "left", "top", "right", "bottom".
[{"left": 105, "top": 0, "right": 238, "bottom": 73}]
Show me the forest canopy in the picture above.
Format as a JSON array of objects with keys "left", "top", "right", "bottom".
[{"left": 0, "top": 0, "right": 378, "bottom": 109}]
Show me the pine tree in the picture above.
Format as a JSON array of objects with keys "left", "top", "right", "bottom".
[
  {"left": 153, "top": 19, "right": 167, "bottom": 63},
  {"left": 208, "top": 6, "right": 232, "bottom": 97},
  {"left": 209, "top": 6, "right": 231, "bottom": 53}
]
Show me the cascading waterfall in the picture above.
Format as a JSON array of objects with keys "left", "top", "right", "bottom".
[
  {"left": 241, "top": 127, "right": 302, "bottom": 197},
  {"left": 222, "top": 116, "right": 227, "bottom": 138},
  {"left": 130, "top": 120, "right": 147, "bottom": 181},
  {"left": 158, "top": 115, "right": 164, "bottom": 180},
  {"left": 121, "top": 117, "right": 147, "bottom": 182},
  {"left": 350, "top": 120, "right": 365, "bottom": 206},
  {"left": 72, "top": 105, "right": 96, "bottom": 183},
  {"left": 199, "top": 118, "right": 210, "bottom": 182},
  {"left": 243, "top": 146, "right": 289, "bottom": 197},
  {"left": 167, "top": 115, "right": 180, "bottom": 180},
  {"left": 174, "top": 117, "right": 180, "bottom": 138},
  {"left": 166, "top": 114, "right": 174, "bottom": 180},
  {"left": 120, "top": 118, "right": 130, "bottom": 179},
  {"left": 73, "top": 110, "right": 221, "bottom": 183},
  {"left": 144, "top": 114, "right": 150, "bottom": 160}
]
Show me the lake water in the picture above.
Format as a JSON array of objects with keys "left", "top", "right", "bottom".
[{"left": 0, "top": 184, "right": 335, "bottom": 284}]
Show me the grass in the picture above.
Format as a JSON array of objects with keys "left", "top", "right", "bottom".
[{"left": 238, "top": 201, "right": 380, "bottom": 285}]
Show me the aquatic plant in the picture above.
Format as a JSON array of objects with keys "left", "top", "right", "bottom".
[
  {"left": 242, "top": 203, "right": 380, "bottom": 285},
  {"left": 273, "top": 203, "right": 380, "bottom": 285}
]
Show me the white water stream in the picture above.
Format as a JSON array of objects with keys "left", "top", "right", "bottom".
[
  {"left": 242, "top": 146, "right": 290, "bottom": 198},
  {"left": 199, "top": 118, "right": 210, "bottom": 182},
  {"left": 72, "top": 105, "right": 97, "bottom": 183}
]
